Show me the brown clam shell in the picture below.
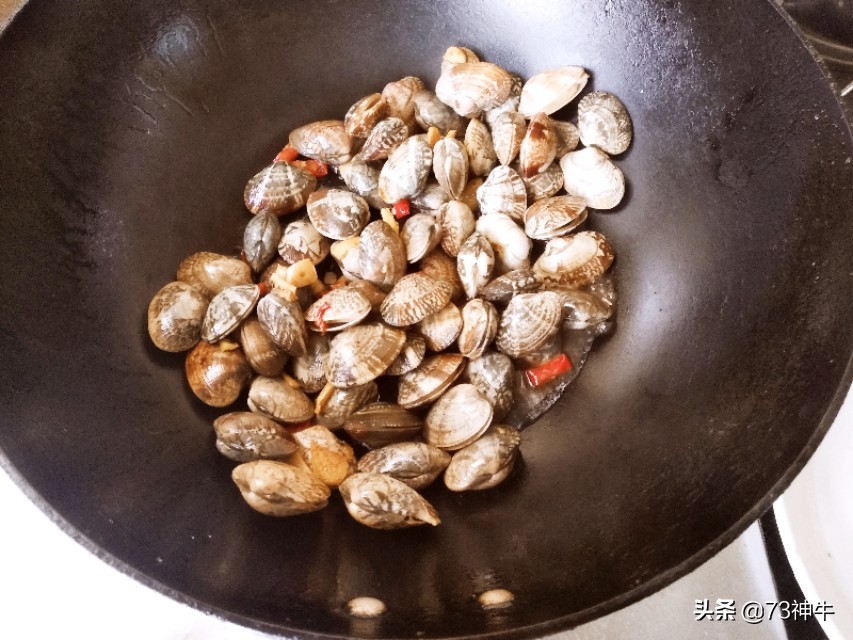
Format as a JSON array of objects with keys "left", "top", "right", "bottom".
[
  {"left": 356, "top": 116, "right": 409, "bottom": 163},
  {"left": 523, "top": 162, "right": 564, "bottom": 202},
  {"left": 201, "top": 284, "right": 261, "bottom": 343},
  {"left": 476, "top": 165, "right": 527, "bottom": 221},
  {"left": 288, "top": 119, "right": 353, "bottom": 165},
  {"left": 418, "top": 302, "right": 463, "bottom": 352},
  {"left": 381, "top": 76, "right": 425, "bottom": 135},
  {"left": 213, "top": 412, "right": 297, "bottom": 462},
  {"left": 398, "top": 353, "right": 466, "bottom": 409},
  {"left": 344, "top": 93, "right": 388, "bottom": 139},
  {"left": 433, "top": 137, "right": 469, "bottom": 200},
  {"left": 343, "top": 402, "right": 424, "bottom": 449},
  {"left": 494, "top": 291, "right": 565, "bottom": 358},
  {"left": 420, "top": 249, "right": 465, "bottom": 300},
  {"left": 357, "top": 442, "right": 451, "bottom": 490},
  {"left": 523, "top": 195, "right": 589, "bottom": 240},
  {"left": 306, "top": 188, "right": 370, "bottom": 241},
  {"left": 458, "top": 299, "right": 498, "bottom": 360},
  {"left": 464, "top": 352, "right": 515, "bottom": 421},
  {"left": 456, "top": 232, "right": 495, "bottom": 299},
  {"left": 177, "top": 251, "right": 252, "bottom": 299},
  {"left": 384, "top": 335, "right": 427, "bottom": 376},
  {"left": 518, "top": 65, "right": 589, "bottom": 117},
  {"left": 257, "top": 291, "right": 308, "bottom": 357},
  {"left": 357, "top": 221, "right": 408, "bottom": 291},
  {"left": 518, "top": 112, "right": 557, "bottom": 178},
  {"left": 315, "top": 381, "right": 379, "bottom": 429},
  {"left": 491, "top": 111, "right": 526, "bottom": 166},
  {"left": 377, "top": 135, "right": 433, "bottom": 204},
  {"left": 305, "top": 287, "right": 372, "bottom": 332},
  {"left": 292, "top": 425, "right": 357, "bottom": 488},
  {"left": 291, "top": 332, "right": 330, "bottom": 394},
  {"left": 325, "top": 322, "right": 407, "bottom": 388},
  {"left": 232, "top": 460, "right": 330, "bottom": 517},
  {"left": 243, "top": 161, "right": 317, "bottom": 216},
  {"left": 413, "top": 90, "right": 467, "bottom": 135},
  {"left": 247, "top": 375, "right": 314, "bottom": 423},
  {"left": 339, "top": 472, "right": 440, "bottom": 529},
  {"left": 239, "top": 316, "right": 288, "bottom": 377},
  {"left": 438, "top": 200, "right": 475, "bottom": 257},
  {"left": 435, "top": 61, "right": 514, "bottom": 118},
  {"left": 380, "top": 272, "right": 453, "bottom": 327},
  {"left": 185, "top": 340, "right": 252, "bottom": 408},
  {"left": 278, "top": 218, "right": 330, "bottom": 266},
  {"left": 464, "top": 117, "right": 498, "bottom": 177},
  {"left": 444, "top": 424, "right": 521, "bottom": 492},
  {"left": 423, "top": 383, "right": 494, "bottom": 451},
  {"left": 532, "top": 231, "right": 614, "bottom": 288},
  {"left": 147, "top": 281, "right": 208, "bottom": 352},
  {"left": 577, "top": 91, "right": 633, "bottom": 155}
]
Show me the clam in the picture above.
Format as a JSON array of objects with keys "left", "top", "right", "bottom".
[
  {"left": 257, "top": 291, "right": 308, "bottom": 357},
  {"left": 278, "top": 218, "right": 330, "bottom": 266},
  {"left": 476, "top": 165, "right": 527, "bottom": 221},
  {"left": 577, "top": 91, "right": 633, "bottom": 155},
  {"left": 377, "top": 135, "right": 433, "bottom": 204},
  {"left": 343, "top": 402, "right": 424, "bottom": 449},
  {"left": 384, "top": 334, "right": 427, "bottom": 376},
  {"left": 440, "top": 45, "right": 480, "bottom": 75},
  {"left": 232, "top": 460, "right": 330, "bottom": 517},
  {"left": 292, "top": 425, "right": 357, "bottom": 488},
  {"left": 398, "top": 353, "right": 466, "bottom": 409},
  {"left": 288, "top": 119, "right": 353, "bottom": 165},
  {"left": 444, "top": 425, "right": 522, "bottom": 491},
  {"left": 414, "top": 90, "right": 467, "bottom": 135},
  {"left": 337, "top": 159, "right": 380, "bottom": 196},
  {"left": 456, "top": 232, "right": 495, "bottom": 299},
  {"left": 518, "top": 65, "right": 589, "bottom": 117},
  {"left": 560, "top": 287, "right": 614, "bottom": 330},
  {"left": 355, "top": 116, "right": 409, "bottom": 162},
  {"left": 495, "top": 291, "right": 565, "bottom": 358},
  {"left": 464, "top": 352, "right": 515, "bottom": 421},
  {"left": 330, "top": 236, "right": 364, "bottom": 281},
  {"left": 523, "top": 195, "right": 588, "bottom": 240},
  {"left": 305, "top": 287, "right": 371, "bottom": 332},
  {"left": 339, "top": 472, "right": 440, "bottom": 529},
  {"left": 239, "top": 316, "right": 288, "bottom": 377},
  {"left": 523, "top": 162, "right": 564, "bottom": 202},
  {"left": 438, "top": 200, "right": 475, "bottom": 257},
  {"left": 518, "top": 112, "right": 557, "bottom": 178},
  {"left": 381, "top": 76, "right": 425, "bottom": 134},
  {"left": 559, "top": 147, "right": 625, "bottom": 210},
  {"left": 147, "top": 281, "right": 209, "bottom": 352},
  {"left": 248, "top": 375, "right": 315, "bottom": 423},
  {"left": 435, "top": 61, "right": 514, "bottom": 118},
  {"left": 344, "top": 93, "right": 388, "bottom": 139},
  {"left": 432, "top": 136, "right": 469, "bottom": 200},
  {"left": 358, "top": 442, "right": 451, "bottom": 490},
  {"left": 185, "top": 340, "right": 252, "bottom": 407},
  {"left": 491, "top": 111, "right": 526, "bottom": 166},
  {"left": 550, "top": 118, "right": 580, "bottom": 157},
  {"left": 458, "top": 175, "right": 484, "bottom": 214},
  {"left": 314, "top": 381, "right": 378, "bottom": 429},
  {"left": 418, "top": 302, "right": 463, "bottom": 352},
  {"left": 480, "top": 268, "right": 540, "bottom": 304},
  {"left": 458, "top": 299, "right": 498, "bottom": 359},
  {"left": 357, "top": 220, "right": 408, "bottom": 291},
  {"left": 306, "top": 188, "right": 370, "bottom": 241},
  {"left": 401, "top": 213, "right": 442, "bottom": 263},
  {"left": 291, "top": 332, "right": 330, "bottom": 393},
  {"left": 410, "top": 181, "right": 450, "bottom": 216},
  {"left": 532, "top": 231, "right": 614, "bottom": 288},
  {"left": 213, "top": 412, "right": 298, "bottom": 462},
  {"left": 177, "top": 251, "right": 252, "bottom": 298},
  {"left": 420, "top": 249, "right": 465, "bottom": 300},
  {"left": 201, "top": 284, "right": 263, "bottom": 343},
  {"left": 424, "top": 383, "right": 493, "bottom": 451},
  {"left": 242, "top": 211, "right": 282, "bottom": 273},
  {"left": 475, "top": 212, "right": 532, "bottom": 274},
  {"left": 325, "top": 322, "right": 407, "bottom": 388},
  {"left": 464, "top": 117, "right": 498, "bottom": 177},
  {"left": 380, "top": 272, "right": 452, "bottom": 327},
  {"left": 243, "top": 161, "right": 317, "bottom": 216}
]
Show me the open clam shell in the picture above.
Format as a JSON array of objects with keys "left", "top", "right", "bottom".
[
  {"left": 201, "top": 284, "right": 262, "bottom": 343},
  {"left": 518, "top": 65, "right": 589, "bottom": 117},
  {"left": 456, "top": 231, "right": 495, "bottom": 299},
  {"left": 278, "top": 218, "right": 330, "bottom": 266},
  {"left": 532, "top": 231, "right": 614, "bottom": 288},
  {"left": 305, "top": 287, "right": 372, "bottom": 332}
]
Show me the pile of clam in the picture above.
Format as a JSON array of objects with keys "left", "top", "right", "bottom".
[{"left": 147, "top": 47, "right": 630, "bottom": 530}]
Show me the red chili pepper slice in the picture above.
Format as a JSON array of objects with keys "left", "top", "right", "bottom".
[
  {"left": 524, "top": 353, "right": 572, "bottom": 387},
  {"left": 292, "top": 159, "right": 329, "bottom": 178},
  {"left": 274, "top": 144, "right": 299, "bottom": 163},
  {"left": 257, "top": 281, "right": 272, "bottom": 297},
  {"left": 393, "top": 199, "right": 411, "bottom": 219},
  {"left": 314, "top": 301, "right": 332, "bottom": 334}
]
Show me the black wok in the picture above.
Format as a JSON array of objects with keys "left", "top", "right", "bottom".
[{"left": 1, "top": 0, "right": 851, "bottom": 638}]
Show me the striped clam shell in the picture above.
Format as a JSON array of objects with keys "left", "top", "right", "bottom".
[
  {"left": 243, "top": 161, "right": 317, "bottom": 216},
  {"left": 523, "top": 195, "right": 588, "bottom": 240},
  {"left": 378, "top": 135, "right": 434, "bottom": 204},
  {"left": 325, "top": 322, "right": 407, "bottom": 388},
  {"left": 476, "top": 165, "right": 527, "bottom": 221},
  {"left": 398, "top": 353, "right": 466, "bottom": 409},
  {"left": 577, "top": 91, "right": 633, "bottom": 156},
  {"left": 380, "top": 272, "right": 453, "bottom": 327},
  {"left": 424, "top": 383, "right": 494, "bottom": 451},
  {"left": 532, "top": 230, "right": 614, "bottom": 288},
  {"left": 288, "top": 119, "right": 353, "bottom": 165},
  {"left": 495, "top": 291, "right": 565, "bottom": 358},
  {"left": 306, "top": 188, "right": 370, "bottom": 241}
]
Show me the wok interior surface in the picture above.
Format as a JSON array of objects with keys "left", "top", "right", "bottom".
[{"left": 1, "top": 0, "right": 852, "bottom": 637}]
